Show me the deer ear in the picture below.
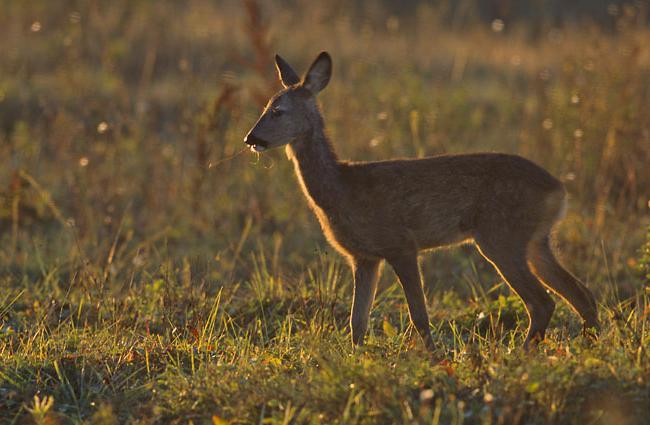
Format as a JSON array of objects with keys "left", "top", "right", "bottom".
[
  {"left": 275, "top": 54, "right": 300, "bottom": 87},
  {"left": 302, "top": 51, "right": 332, "bottom": 95}
]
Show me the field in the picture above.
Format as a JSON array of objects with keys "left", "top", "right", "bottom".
[{"left": 1, "top": 0, "right": 649, "bottom": 423}]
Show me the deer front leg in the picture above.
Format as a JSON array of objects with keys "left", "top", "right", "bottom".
[
  {"left": 350, "top": 258, "right": 382, "bottom": 346},
  {"left": 387, "top": 254, "right": 434, "bottom": 350}
]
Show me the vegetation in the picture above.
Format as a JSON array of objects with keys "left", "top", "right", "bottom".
[{"left": 1, "top": 0, "right": 648, "bottom": 423}]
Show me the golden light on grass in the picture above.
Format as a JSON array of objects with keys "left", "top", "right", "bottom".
[
  {"left": 69, "top": 12, "right": 81, "bottom": 24},
  {"left": 419, "top": 389, "right": 434, "bottom": 402},
  {"left": 97, "top": 121, "right": 108, "bottom": 134},
  {"left": 491, "top": 19, "right": 504, "bottom": 33}
]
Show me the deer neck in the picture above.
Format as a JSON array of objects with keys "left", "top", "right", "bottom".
[{"left": 286, "top": 117, "right": 344, "bottom": 212}]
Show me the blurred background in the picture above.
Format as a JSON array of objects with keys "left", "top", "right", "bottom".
[{"left": 1, "top": 0, "right": 649, "bottom": 294}]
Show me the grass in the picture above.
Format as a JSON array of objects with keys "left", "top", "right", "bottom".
[{"left": 1, "top": 0, "right": 649, "bottom": 423}]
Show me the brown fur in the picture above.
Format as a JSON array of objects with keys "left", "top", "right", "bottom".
[{"left": 245, "top": 52, "right": 599, "bottom": 349}]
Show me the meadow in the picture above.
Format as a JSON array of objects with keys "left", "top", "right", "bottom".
[{"left": 0, "top": 0, "right": 649, "bottom": 423}]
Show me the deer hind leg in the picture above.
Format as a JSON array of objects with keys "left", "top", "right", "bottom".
[
  {"left": 475, "top": 239, "right": 555, "bottom": 349},
  {"left": 387, "top": 254, "right": 434, "bottom": 350},
  {"left": 528, "top": 235, "right": 599, "bottom": 332},
  {"left": 350, "top": 258, "right": 382, "bottom": 346}
]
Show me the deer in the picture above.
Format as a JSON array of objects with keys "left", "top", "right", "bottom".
[{"left": 244, "top": 51, "right": 599, "bottom": 350}]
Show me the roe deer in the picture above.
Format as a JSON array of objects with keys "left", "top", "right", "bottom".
[{"left": 244, "top": 52, "right": 599, "bottom": 350}]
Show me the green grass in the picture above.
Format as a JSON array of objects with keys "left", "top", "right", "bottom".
[{"left": 1, "top": 0, "right": 649, "bottom": 423}]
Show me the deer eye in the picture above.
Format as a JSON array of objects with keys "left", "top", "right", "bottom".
[{"left": 271, "top": 107, "right": 283, "bottom": 117}]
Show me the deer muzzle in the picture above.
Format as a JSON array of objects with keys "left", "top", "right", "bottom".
[{"left": 244, "top": 133, "right": 269, "bottom": 152}]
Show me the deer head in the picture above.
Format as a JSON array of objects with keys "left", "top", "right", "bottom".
[{"left": 244, "top": 52, "right": 332, "bottom": 152}]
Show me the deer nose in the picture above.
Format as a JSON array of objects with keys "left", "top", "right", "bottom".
[{"left": 244, "top": 133, "right": 269, "bottom": 149}]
